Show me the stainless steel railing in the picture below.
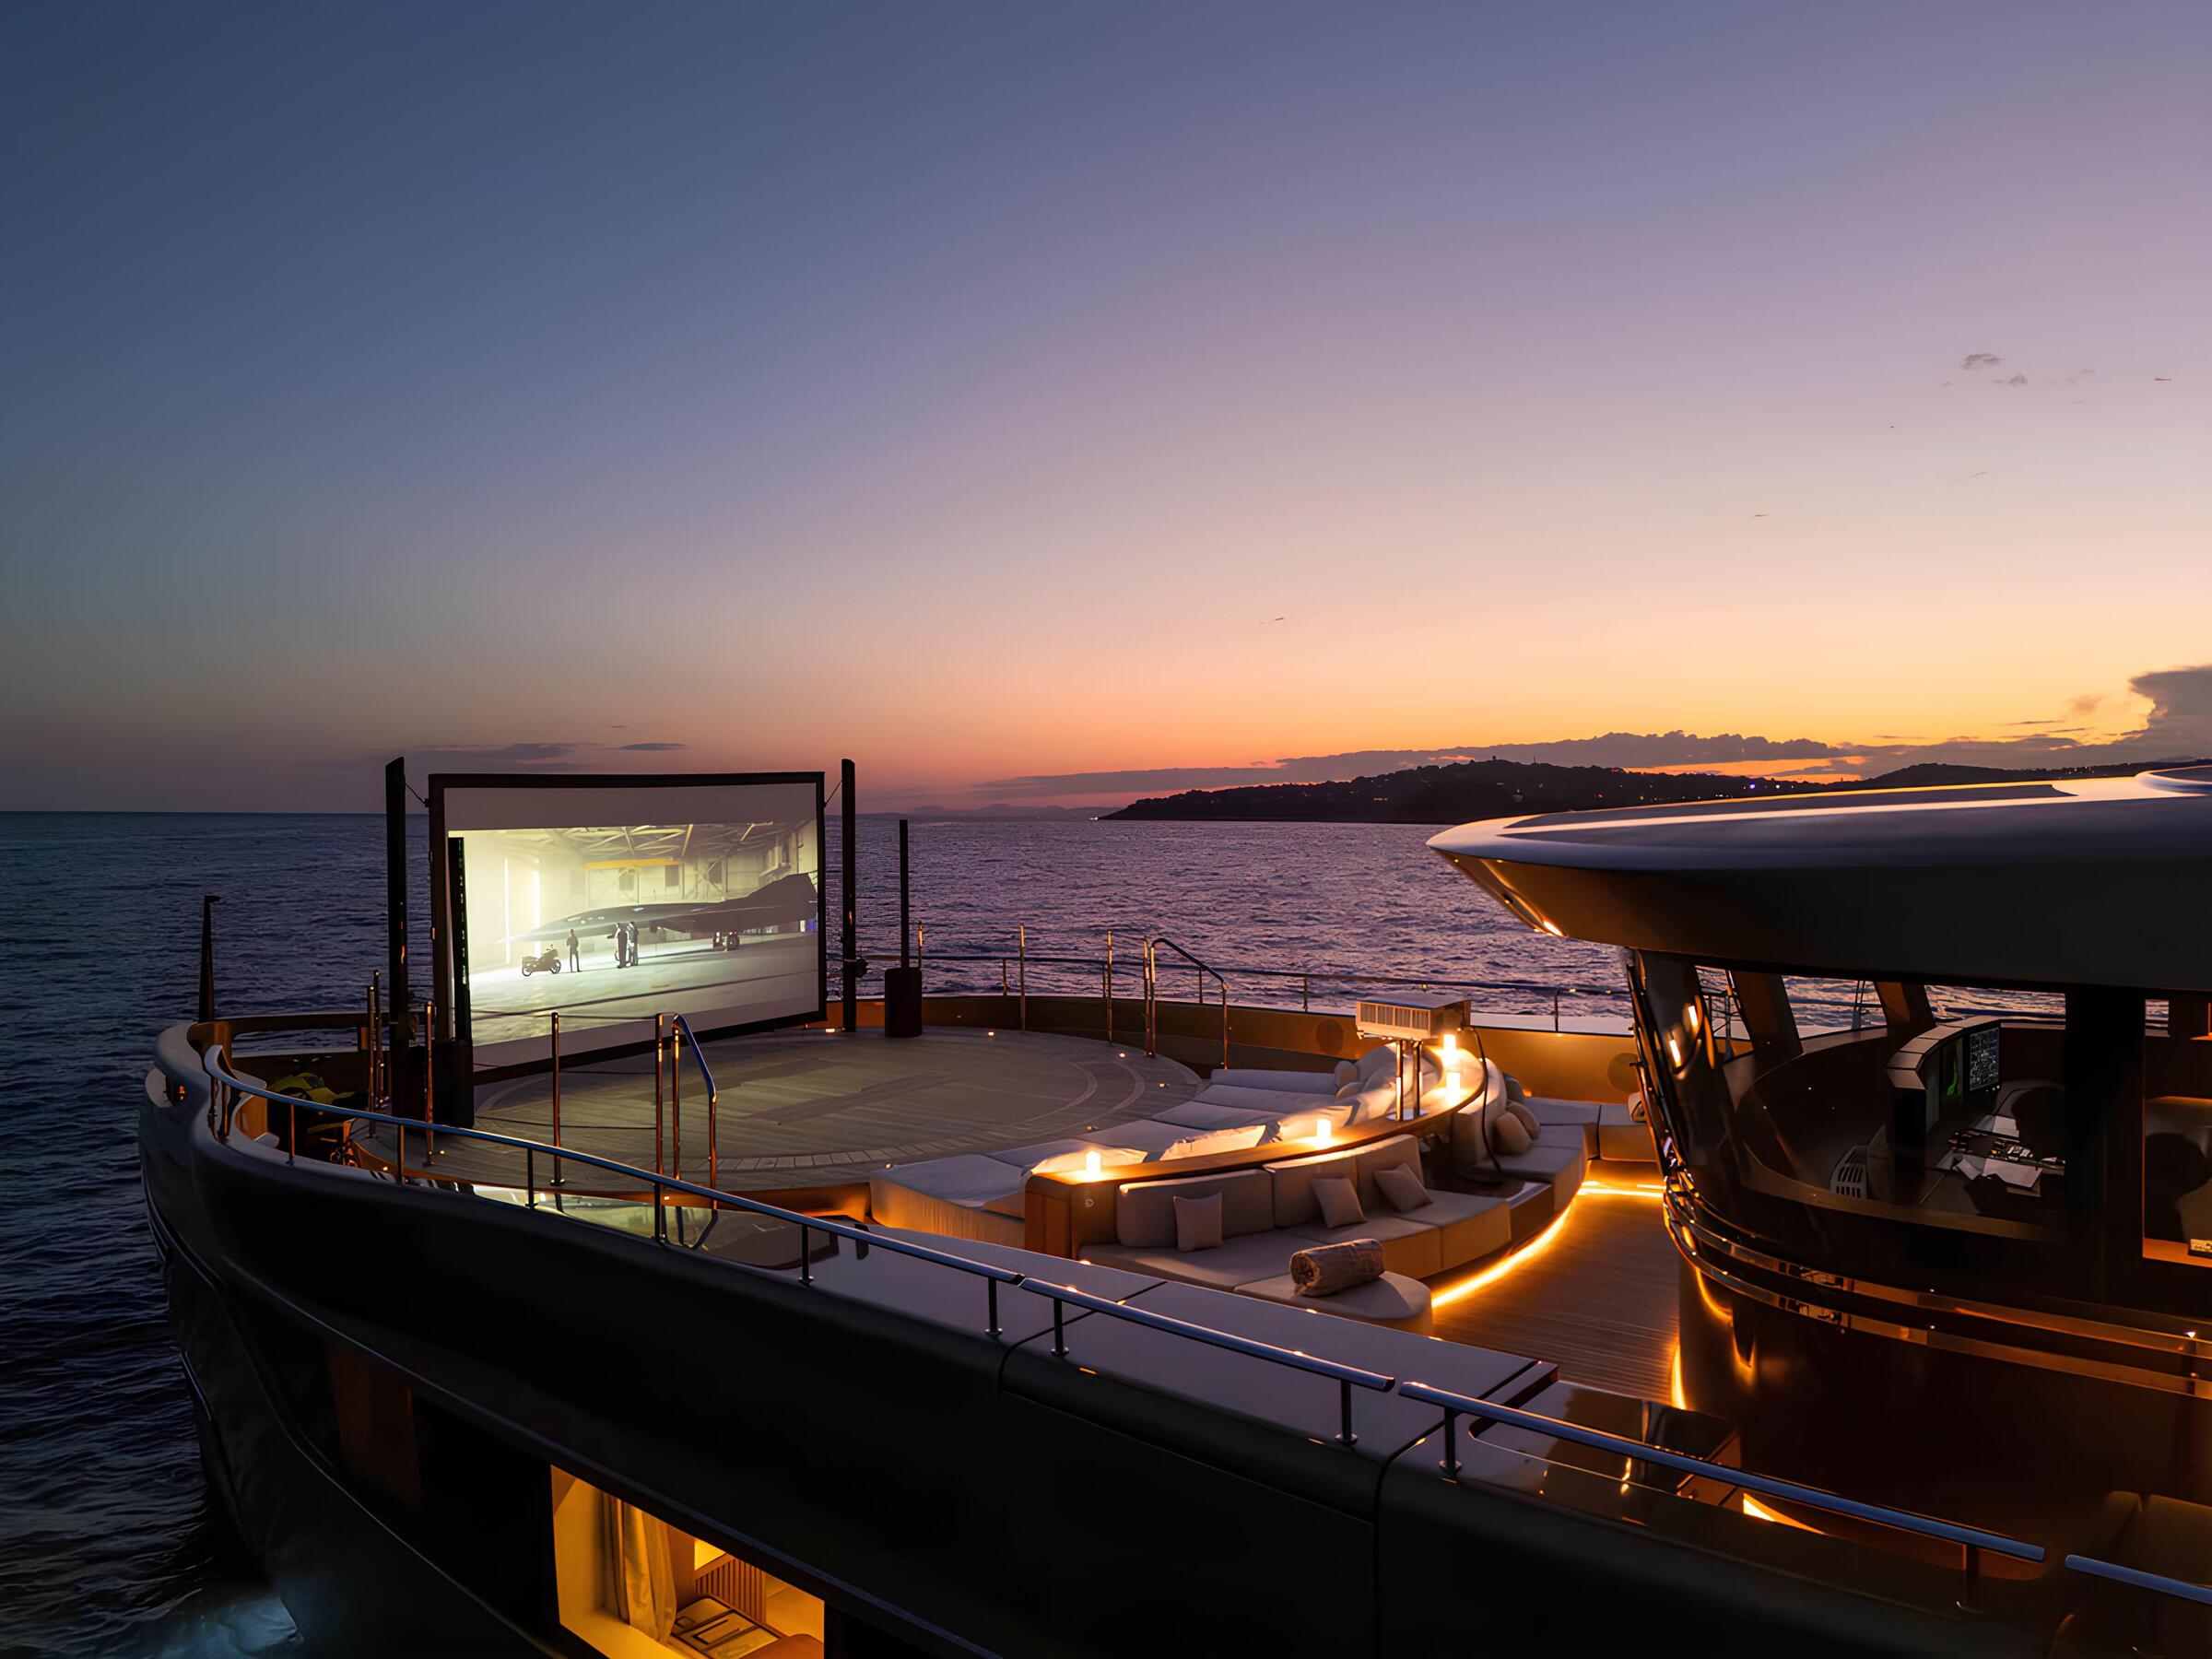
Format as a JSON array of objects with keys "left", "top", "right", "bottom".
[
  {"left": 198, "top": 1040, "right": 1404, "bottom": 1439},
  {"left": 211, "top": 985, "right": 2212, "bottom": 1630},
  {"left": 1018, "top": 1277, "right": 1394, "bottom": 1446},
  {"left": 1396, "top": 1379, "right": 2041, "bottom": 1577},
  {"left": 2064, "top": 1552, "right": 2212, "bottom": 1607},
  {"left": 1144, "top": 936, "right": 1230, "bottom": 1065},
  {"left": 207, "top": 1032, "right": 2198, "bottom": 1613},
  {"left": 673, "top": 1013, "right": 718, "bottom": 1190}
]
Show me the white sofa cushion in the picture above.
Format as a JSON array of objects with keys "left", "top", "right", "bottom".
[
  {"left": 1161, "top": 1124, "right": 1271, "bottom": 1160},
  {"left": 1208, "top": 1066, "right": 1346, "bottom": 1095}
]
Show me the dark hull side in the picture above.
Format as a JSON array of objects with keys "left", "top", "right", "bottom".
[
  {"left": 140, "top": 1076, "right": 543, "bottom": 1656},
  {"left": 144, "top": 1029, "right": 2068, "bottom": 1659}
]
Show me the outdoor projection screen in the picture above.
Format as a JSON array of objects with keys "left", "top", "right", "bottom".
[{"left": 430, "top": 774, "right": 825, "bottom": 1054}]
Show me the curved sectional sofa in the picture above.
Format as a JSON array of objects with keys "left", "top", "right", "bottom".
[{"left": 869, "top": 1043, "right": 1658, "bottom": 1321}]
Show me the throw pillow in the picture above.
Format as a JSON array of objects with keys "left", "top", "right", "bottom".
[
  {"left": 1488, "top": 1109, "right": 1534, "bottom": 1157},
  {"left": 1333, "top": 1060, "right": 1359, "bottom": 1088},
  {"left": 1173, "top": 1191, "right": 1224, "bottom": 1253},
  {"left": 1374, "top": 1164, "right": 1430, "bottom": 1212},
  {"left": 1313, "top": 1175, "right": 1365, "bottom": 1230}
]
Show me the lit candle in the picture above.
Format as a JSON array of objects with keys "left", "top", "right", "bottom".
[
  {"left": 1083, "top": 1149, "right": 1101, "bottom": 1179},
  {"left": 1315, "top": 1118, "right": 1334, "bottom": 1146}
]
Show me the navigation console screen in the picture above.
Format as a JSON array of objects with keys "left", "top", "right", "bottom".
[
  {"left": 436, "top": 777, "right": 824, "bottom": 1050},
  {"left": 1965, "top": 1023, "right": 2002, "bottom": 1095}
]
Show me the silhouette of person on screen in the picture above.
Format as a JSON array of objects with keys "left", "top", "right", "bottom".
[{"left": 566, "top": 928, "right": 580, "bottom": 972}]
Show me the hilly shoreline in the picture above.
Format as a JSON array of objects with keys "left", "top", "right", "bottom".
[{"left": 1103, "top": 757, "right": 2189, "bottom": 825}]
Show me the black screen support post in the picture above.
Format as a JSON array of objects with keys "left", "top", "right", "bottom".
[
  {"left": 841, "top": 758, "right": 859, "bottom": 1032},
  {"left": 384, "top": 757, "right": 416, "bottom": 1111}
]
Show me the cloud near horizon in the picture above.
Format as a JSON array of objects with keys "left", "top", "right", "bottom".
[{"left": 964, "top": 662, "right": 2212, "bottom": 803}]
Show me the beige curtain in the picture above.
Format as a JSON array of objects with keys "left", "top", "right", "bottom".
[{"left": 601, "top": 1492, "right": 677, "bottom": 1639}]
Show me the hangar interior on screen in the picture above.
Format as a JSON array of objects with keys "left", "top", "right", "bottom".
[{"left": 434, "top": 778, "right": 824, "bottom": 1049}]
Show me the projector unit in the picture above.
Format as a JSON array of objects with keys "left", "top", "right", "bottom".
[{"left": 1356, "top": 994, "right": 1470, "bottom": 1043}]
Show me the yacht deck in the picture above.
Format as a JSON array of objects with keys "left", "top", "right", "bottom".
[
  {"left": 355, "top": 1028, "right": 1200, "bottom": 1191},
  {"left": 1430, "top": 1176, "right": 1680, "bottom": 1402}
]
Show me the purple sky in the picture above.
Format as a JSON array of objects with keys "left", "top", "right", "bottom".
[{"left": 3, "top": 3, "right": 2206, "bottom": 809}]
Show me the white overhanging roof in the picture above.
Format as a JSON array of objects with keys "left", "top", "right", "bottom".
[{"left": 1428, "top": 767, "right": 2212, "bottom": 994}]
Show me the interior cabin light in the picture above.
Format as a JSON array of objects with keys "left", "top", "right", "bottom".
[
  {"left": 1538, "top": 920, "right": 1564, "bottom": 937},
  {"left": 1666, "top": 1033, "right": 1686, "bottom": 1073},
  {"left": 1685, "top": 1000, "right": 1701, "bottom": 1035}
]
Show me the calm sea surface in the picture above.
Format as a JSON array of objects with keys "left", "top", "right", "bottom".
[{"left": 0, "top": 812, "right": 1614, "bottom": 1658}]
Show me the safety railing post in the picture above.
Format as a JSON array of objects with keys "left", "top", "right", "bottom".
[
  {"left": 1220, "top": 974, "right": 1229, "bottom": 1069},
  {"left": 1143, "top": 941, "right": 1156, "bottom": 1055},
  {"left": 653, "top": 1014, "right": 665, "bottom": 1180},
  {"left": 799, "top": 1223, "right": 812, "bottom": 1283},
  {"left": 671, "top": 1030, "right": 682, "bottom": 1183},
  {"left": 423, "top": 997, "right": 436, "bottom": 1154},
  {"left": 1105, "top": 928, "right": 1113, "bottom": 1045},
  {"left": 548, "top": 1010, "right": 564, "bottom": 1187},
  {"left": 1018, "top": 924, "right": 1028, "bottom": 1031},
  {"left": 708, "top": 1086, "right": 718, "bottom": 1194}
]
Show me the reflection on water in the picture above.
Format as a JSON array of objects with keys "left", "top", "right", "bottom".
[
  {"left": 138, "top": 1589, "right": 300, "bottom": 1659},
  {"left": 0, "top": 810, "right": 1601, "bottom": 1655}
]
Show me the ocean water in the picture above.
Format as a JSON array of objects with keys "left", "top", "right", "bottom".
[{"left": 0, "top": 812, "right": 1611, "bottom": 1658}]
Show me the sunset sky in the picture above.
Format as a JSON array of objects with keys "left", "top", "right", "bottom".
[{"left": 4, "top": 2, "right": 2206, "bottom": 810}]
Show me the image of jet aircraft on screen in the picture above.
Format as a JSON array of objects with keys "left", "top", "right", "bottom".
[{"left": 454, "top": 818, "right": 822, "bottom": 1050}]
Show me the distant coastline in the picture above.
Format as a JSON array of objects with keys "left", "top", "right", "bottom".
[{"left": 1103, "top": 756, "right": 2196, "bottom": 825}]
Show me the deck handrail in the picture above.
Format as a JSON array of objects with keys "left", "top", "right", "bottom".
[
  {"left": 1395, "top": 1380, "right": 2043, "bottom": 1564},
  {"left": 1018, "top": 1276, "right": 1393, "bottom": 1445},
  {"left": 671, "top": 1013, "right": 719, "bottom": 1188},
  {"left": 202, "top": 1042, "right": 1025, "bottom": 1327},
  {"left": 198, "top": 1041, "right": 1397, "bottom": 1444},
  {"left": 2064, "top": 1553, "right": 2212, "bottom": 1607},
  {"left": 1145, "top": 935, "right": 1230, "bottom": 1064},
  {"left": 200, "top": 1030, "right": 2116, "bottom": 1566}
]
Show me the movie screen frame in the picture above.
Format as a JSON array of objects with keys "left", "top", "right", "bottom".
[{"left": 427, "top": 771, "right": 827, "bottom": 1058}]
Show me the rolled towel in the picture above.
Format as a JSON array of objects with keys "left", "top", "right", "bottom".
[{"left": 1289, "top": 1238, "right": 1386, "bottom": 1297}]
